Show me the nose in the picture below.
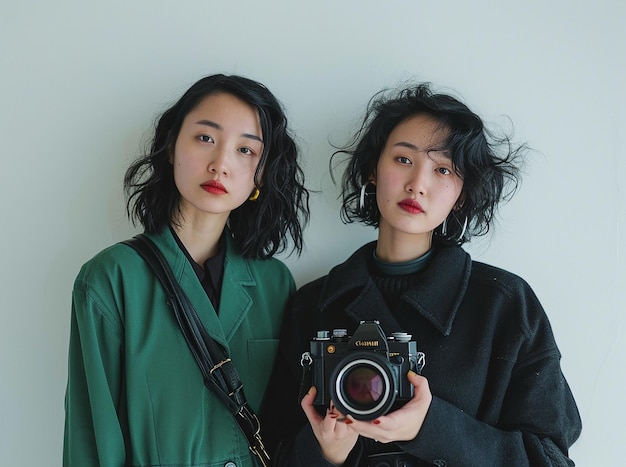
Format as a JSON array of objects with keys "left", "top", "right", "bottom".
[
  {"left": 207, "top": 147, "right": 229, "bottom": 175},
  {"left": 406, "top": 165, "right": 428, "bottom": 196}
]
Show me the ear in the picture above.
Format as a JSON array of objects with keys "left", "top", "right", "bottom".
[
  {"left": 168, "top": 145, "right": 175, "bottom": 164},
  {"left": 455, "top": 192, "right": 466, "bottom": 210},
  {"left": 368, "top": 170, "right": 377, "bottom": 185}
]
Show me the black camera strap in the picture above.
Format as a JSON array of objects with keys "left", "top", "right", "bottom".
[
  {"left": 122, "top": 234, "right": 270, "bottom": 466},
  {"left": 299, "top": 351, "right": 313, "bottom": 402}
]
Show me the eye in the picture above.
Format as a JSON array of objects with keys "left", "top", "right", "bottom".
[
  {"left": 437, "top": 167, "right": 452, "bottom": 175},
  {"left": 239, "top": 147, "right": 254, "bottom": 156},
  {"left": 198, "top": 135, "right": 214, "bottom": 143},
  {"left": 397, "top": 156, "right": 412, "bottom": 165}
]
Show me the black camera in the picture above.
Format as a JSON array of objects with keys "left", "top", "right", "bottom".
[{"left": 304, "top": 321, "right": 425, "bottom": 421}]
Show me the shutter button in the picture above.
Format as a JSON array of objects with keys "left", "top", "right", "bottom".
[{"left": 224, "top": 462, "right": 236, "bottom": 467}]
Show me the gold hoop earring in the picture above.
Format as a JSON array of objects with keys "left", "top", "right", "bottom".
[{"left": 249, "top": 188, "right": 260, "bottom": 201}]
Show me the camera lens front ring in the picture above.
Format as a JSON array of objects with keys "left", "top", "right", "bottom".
[{"left": 331, "top": 353, "right": 396, "bottom": 421}]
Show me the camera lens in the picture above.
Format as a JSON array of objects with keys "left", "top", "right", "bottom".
[
  {"left": 343, "top": 366, "right": 384, "bottom": 405},
  {"left": 331, "top": 352, "right": 396, "bottom": 420}
]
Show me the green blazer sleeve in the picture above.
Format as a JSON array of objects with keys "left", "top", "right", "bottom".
[{"left": 64, "top": 264, "right": 128, "bottom": 466}]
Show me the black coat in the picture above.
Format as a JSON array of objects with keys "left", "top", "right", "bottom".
[{"left": 261, "top": 242, "right": 581, "bottom": 466}]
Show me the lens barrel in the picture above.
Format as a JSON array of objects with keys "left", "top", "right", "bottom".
[{"left": 330, "top": 351, "right": 397, "bottom": 420}]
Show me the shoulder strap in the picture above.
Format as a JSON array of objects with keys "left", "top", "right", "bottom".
[{"left": 122, "top": 234, "right": 270, "bottom": 466}]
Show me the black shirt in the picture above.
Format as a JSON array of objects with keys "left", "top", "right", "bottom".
[{"left": 170, "top": 226, "right": 225, "bottom": 311}]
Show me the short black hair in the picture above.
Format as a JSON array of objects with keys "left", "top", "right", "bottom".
[
  {"left": 332, "top": 82, "right": 525, "bottom": 245},
  {"left": 124, "top": 74, "right": 309, "bottom": 258}
]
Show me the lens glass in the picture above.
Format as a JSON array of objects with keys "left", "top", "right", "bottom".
[{"left": 343, "top": 365, "right": 385, "bottom": 407}]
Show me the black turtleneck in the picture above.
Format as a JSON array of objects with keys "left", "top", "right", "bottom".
[{"left": 370, "top": 249, "right": 433, "bottom": 324}]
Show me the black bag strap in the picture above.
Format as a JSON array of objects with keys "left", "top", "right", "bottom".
[{"left": 122, "top": 234, "right": 270, "bottom": 466}]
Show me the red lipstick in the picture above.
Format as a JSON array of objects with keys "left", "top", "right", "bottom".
[
  {"left": 398, "top": 198, "right": 424, "bottom": 214},
  {"left": 201, "top": 180, "right": 227, "bottom": 195}
]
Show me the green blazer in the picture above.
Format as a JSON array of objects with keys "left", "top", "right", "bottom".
[{"left": 64, "top": 228, "right": 295, "bottom": 466}]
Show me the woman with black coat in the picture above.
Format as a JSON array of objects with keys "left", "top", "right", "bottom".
[{"left": 262, "top": 82, "right": 581, "bottom": 466}]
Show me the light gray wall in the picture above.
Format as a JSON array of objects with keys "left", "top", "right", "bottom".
[{"left": 1, "top": 1, "right": 624, "bottom": 465}]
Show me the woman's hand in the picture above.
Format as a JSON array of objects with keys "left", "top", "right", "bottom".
[
  {"left": 301, "top": 386, "right": 359, "bottom": 464},
  {"left": 344, "top": 371, "right": 432, "bottom": 444}
]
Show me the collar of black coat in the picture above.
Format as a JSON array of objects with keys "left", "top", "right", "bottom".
[{"left": 317, "top": 242, "right": 472, "bottom": 336}]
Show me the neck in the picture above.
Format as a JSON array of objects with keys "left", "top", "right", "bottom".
[
  {"left": 171, "top": 213, "right": 228, "bottom": 264},
  {"left": 375, "top": 223, "right": 433, "bottom": 263}
]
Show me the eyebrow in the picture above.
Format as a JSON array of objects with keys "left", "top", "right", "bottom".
[
  {"left": 393, "top": 141, "right": 449, "bottom": 154},
  {"left": 393, "top": 141, "right": 420, "bottom": 151},
  {"left": 195, "top": 119, "right": 263, "bottom": 143}
]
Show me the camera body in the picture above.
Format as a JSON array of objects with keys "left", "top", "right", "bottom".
[{"left": 307, "top": 321, "right": 424, "bottom": 421}]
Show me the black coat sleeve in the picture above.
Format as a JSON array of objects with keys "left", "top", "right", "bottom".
[
  {"left": 260, "top": 278, "right": 329, "bottom": 466},
  {"left": 260, "top": 276, "right": 368, "bottom": 467},
  {"left": 398, "top": 356, "right": 580, "bottom": 466},
  {"left": 392, "top": 275, "right": 581, "bottom": 466}
]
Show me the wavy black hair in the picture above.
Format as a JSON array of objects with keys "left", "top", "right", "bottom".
[
  {"left": 124, "top": 74, "right": 309, "bottom": 259},
  {"left": 332, "top": 82, "right": 525, "bottom": 246}
]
